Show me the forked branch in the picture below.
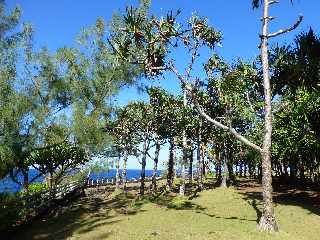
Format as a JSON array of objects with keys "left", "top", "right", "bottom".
[{"left": 267, "top": 15, "right": 303, "bottom": 38}]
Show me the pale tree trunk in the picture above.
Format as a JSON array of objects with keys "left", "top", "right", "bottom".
[
  {"left": 152, "top": 137, "right": 161, "bottom": 194},
  {"left": 197, "top": 135, "right": 204, "bottom": 190},
  {"left": 140, "top": 136, "right": 148, "bottom": 196},
  {"left": 258, "top": 0, "right": 278, "bottom": 231},
  {"left": 179, "top": 88, "right": 188, "bottom": 196},
  {"left": 167, "top": 137, "right": 175, "bottom": 190},
  {"left": 115, "top": 151, "right": 121, "bottom": 189},
  {"left": 48, "top": 169, "right": 54, "bottom": 198},
  {"left": 122, "top": 149, "right": 128, "bottom": 192},
  {"left": 220, "top": 143, "right": 229, "bottom": 188},
  {"left": 201, "top": 145, "right": 205, "bottom": 177},
  {"left": 188, "top": 145, "right": 193, "bottom": 184}
]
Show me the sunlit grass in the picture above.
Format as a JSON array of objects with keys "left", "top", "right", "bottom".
[{"left": 11, "top": 182, "right": 320, "bottom": 240}]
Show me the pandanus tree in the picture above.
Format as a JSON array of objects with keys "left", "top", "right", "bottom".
[
  {"left": 108, "top": 0, "right": 303, "bottom": 231},
  {"left": 269, "top": 29, "right": 320, "bottom": 183}
]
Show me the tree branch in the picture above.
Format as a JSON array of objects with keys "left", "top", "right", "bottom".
[
  {"left": 245, "top": 91, "right": 255, "bottom": 112},
  {"left": 168, "top": 62, "right": 262, "bottom": 153},
  {"left": 267, "top": 15, "right": 303, "bottom": 38},
  {"left": 268, "top": 0, "right": 279, "bottom": 5},
  {"left": 193, "top": 100, "right": 263, "bottom": 152}
]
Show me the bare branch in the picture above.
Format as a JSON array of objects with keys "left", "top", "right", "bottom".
[
  {"left": 268, "top": 15, "right": 303, "bottom": 38},
  {"left": 261, "top": 16, "right": 277, "bottom": 21},
  {"left": 168, "top": 61, "right": 193, "bottom": 91},
  {"left": 185, "top": 42, "right": 200, "bottom": 81},
  {"left": 268, "top": 0, "right": 279, "bottom": 5},
  {"left": 168, "top": 62, "right": 263, "bottom": 153},
  {"left": 245, "top": 91, "right": 255, "bottom": 112},
  {"left": 193, "top": 100, "right": 263, "bottom": 152}
]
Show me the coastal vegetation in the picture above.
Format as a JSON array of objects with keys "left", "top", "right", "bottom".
[{"left": 0, "top": 0, "right": 320, "bottom": 239}]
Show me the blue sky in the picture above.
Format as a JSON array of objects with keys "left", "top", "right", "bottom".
[{"left": 6, "top": 0, "right": 320, "bottom": 169}]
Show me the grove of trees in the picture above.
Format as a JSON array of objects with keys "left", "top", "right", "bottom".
[{"left": 1, "top": 0, "right": 319, "bottom": 234}]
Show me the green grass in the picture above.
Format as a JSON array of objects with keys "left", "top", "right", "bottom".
[{"left": 9, "top": 182, "right": 320, "bottom": 240}]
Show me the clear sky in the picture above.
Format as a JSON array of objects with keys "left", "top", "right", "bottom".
[{"left": 6, "top": 0, "right": 320, "bottom": 169}]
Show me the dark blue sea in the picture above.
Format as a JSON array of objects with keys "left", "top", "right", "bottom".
[{"left": 0, "top": 169, "right": 161, "bottom": 193}]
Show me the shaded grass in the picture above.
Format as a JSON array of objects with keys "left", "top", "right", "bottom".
[{"left": 7, "top": 180, "right": 320, "bottom": 240}]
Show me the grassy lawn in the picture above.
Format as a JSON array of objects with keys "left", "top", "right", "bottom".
[{"left": 8, "top": 180, "right": 320, "bottom": 240}]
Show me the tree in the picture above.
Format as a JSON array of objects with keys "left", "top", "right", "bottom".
[
  {"left": 269, "top": 29, "right": 320, "bottom": 184},
  {"left": 0, "top": 3, "right": 28, "bottom": 178},
  {"left": 26, "top": 141, "right": 87, "bottom": 191},
  {"left": 106, "top": 105, "right": 141, "bottom": 191},
  {"left": 253, "top": 0, "right": 303, "bottom": 231},
  {"left": 148, "top": 87, "right": 180, "bottom": 190},
  {"left": 108, "top": 1, "right": 303, "bottom": 231}
]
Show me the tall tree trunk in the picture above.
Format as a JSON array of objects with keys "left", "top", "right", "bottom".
[
  {"left": 244, "top": 164, "right": 247, "bottom": 178},
  {"left": 140, "top": 137, "right": 148, "bottom": 196},
  {"left": 179, "top": 88, "right": 188, "bottom": 196},
  {"left": 22, "top": 169, "right": 29, "bottom": 192},
  {"left": 239, "top": 162, "right": 243, "bottom": 177},
  {"left": 152, "top": 138, "right": 161, "bottom": 194},
  {"left": 202, "top": 156, "right": 206, "bottom": 176},
  {"left": 197, "top": 136, "right": 204, "bottom": 190},
  {"left": 216, "top": 153, "right": 222, "bottom": 180},
  {"left": 48, "top": 169, "right": 54, "bottom": 198},
  {"left": 167, "top": 137, "right": 175, "bottom": 190},
  {"left": 220, "top": 145, "right": 229, "bottom": 188},
  {"left": 188, "top": 145, "right": 193, "bottom": 184},
  {"left": 228, "top": 161, "right": 235, "bottom": 184},
  {"left": 122, "top": 149, "right": 128, "bottom": 192},
  {"left": 115, "top": 151, "right": 121, "bottom": 189},
  {"left": 258, "top": 0, "right": 278, "bottom": 231}
]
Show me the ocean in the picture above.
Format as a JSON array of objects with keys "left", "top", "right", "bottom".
[{"left": 0, "top": 169, "right": 161, "bottom": 193}]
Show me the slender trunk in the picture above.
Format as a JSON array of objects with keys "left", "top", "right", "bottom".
[
  {"left": 258, "top": 0, "right": 278, "bottom": 231},
  {"left": 48, "top": 169, "right": 54, "bottom": 198},
  {"left": 122, "top": 150, "right": 128, "bottom": 191},
  {"left": 179, "top": 88, "right": 188, "bottom": 196},
  {"left": 188, "top": 145, "right": 193, "bottom": 184},
  {"left": 115, "top": 151, "right": 121, "bottom": 189},
  {"left": 152, "top": 138, "right": 161, "bottom": 194},
  {"left": 228, "top": 161, "right": 235, "bottom": 184},
  {"left": 167, "top": 138, "right": 175, "bottom": 190},
  {"left": 283, "top": 163, "right": 289, "bottom": 178},
  {"left": 197, "top": 137, "right": 203, "bottom": 190},
  {"left": 140, "top": 137, "right": 148, "bottom": 196},
  {"left": 217, "top": 152, "right": 222, "bottom": 180},
  {"left": 239, "top": 162, "right": 243, "bottom": 177},
  {"left": 220, "top": 146, "right": 229, "bottom": 188},
  {"left": 202, "top": 157, "right": 206, "bottom": 176},
  {"left": 244, "top": 164, "right": 247, "bottom": 178},
  {"left": 22, "top": 169, "right": 29, "bottom": 192}
]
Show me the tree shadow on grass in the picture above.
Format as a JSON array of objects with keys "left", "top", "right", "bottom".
[
  {"left": 237, "top": 179, "right": 320, "bottom": 223},
  {"left": 200, "top": 212, "right": 257, "bottom": 223},
  {"left": 143, "top": 185, "right": 207, "bottom": 211},
  {"left": 5, "top": 187, "right": 146, "bottom": 240}
]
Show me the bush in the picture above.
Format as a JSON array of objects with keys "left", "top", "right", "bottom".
[
  {"left": 28, "top": 182, "right": 47, "bottom": 193},
  {"left": 0, "top": 193, "right": 24, "bottom": 232},
  {"left": 0, "top": 183, "right": 48, "bottom": 232}
]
